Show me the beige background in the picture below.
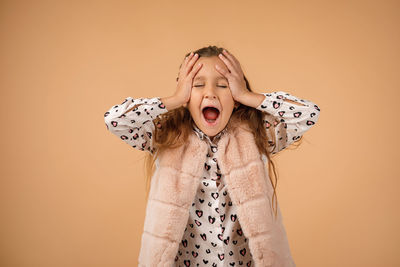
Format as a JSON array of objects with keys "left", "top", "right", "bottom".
[{"left": 1, "top": 0, "right": 399, "bottom": 266}]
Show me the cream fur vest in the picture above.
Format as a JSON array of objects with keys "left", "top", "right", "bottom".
[{"left": 138, "top": 120, "right": 296, "bottom": 267}]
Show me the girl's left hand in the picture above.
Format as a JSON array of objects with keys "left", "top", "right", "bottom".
[{"left": 215, "top": 49, "right": 248, "bottom": 102}]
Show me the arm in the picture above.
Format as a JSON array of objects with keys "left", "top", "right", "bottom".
[
  {"left": 242, "top": 91, "right": 321, "bottom": 154},
  {"left": 103, "top": 96, "right": 169, "bottom": 154}
]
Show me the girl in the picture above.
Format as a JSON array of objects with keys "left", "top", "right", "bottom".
[{"left": 104, "top": 45, "right": 321, "bottom": 267}]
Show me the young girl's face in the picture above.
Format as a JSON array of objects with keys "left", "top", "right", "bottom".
[{"left": 187, "top": 56, "right": 239, "bottom": 139}]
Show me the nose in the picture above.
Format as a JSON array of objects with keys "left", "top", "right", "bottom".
[
  {"left": 204, "top": 86, "right": 217, "bottom": 99},
  {"left": 205, "top": 94, "right": 216, "bottom": 99}
]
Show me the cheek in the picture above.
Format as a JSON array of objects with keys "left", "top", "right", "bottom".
[
  {"left": 220, "top": 89, "right": 233, "bottom": 99},
  {"left": 221, "top": 95, "right": 235, "bottom": 108},
  {"left": 188, "top": 91, "right": 199, "bottom": 103},
  {"left": 187, "top": 96, "right": 202, "bottom": 113}
]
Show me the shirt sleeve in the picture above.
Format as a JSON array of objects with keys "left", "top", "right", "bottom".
[
  {"left": 255, "top": 91, "right": 321, "bottom": 154},
  {"left": 103, "top": 96, "right": 169, "bottom": 154}
]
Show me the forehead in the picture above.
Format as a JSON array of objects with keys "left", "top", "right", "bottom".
[
  {"left": 194, "top": 75, "right": 226, "bottom": 81},
  {"left": 193, "top": 56, "right": 228, "bottom": 81}
]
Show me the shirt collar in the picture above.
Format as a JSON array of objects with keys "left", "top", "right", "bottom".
[{"left": 192, "top": 123, "right": 228, "bottom": 143}]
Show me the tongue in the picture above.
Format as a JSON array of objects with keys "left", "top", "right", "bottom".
[{"left": 203, "top": 107, "right": 219, "bottom": 120}]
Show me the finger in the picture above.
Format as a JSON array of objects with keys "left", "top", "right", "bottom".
[
  {"left": 183, "top": 52, "right": 194, "bottom": 66},
  {"left": 181, "top": 52, "right": 193, "bottom": 71},
  {"left": 221, "top": 50, "right": 244, "bottom": 77},
  {"left": 188, "top": 62, "right": 203, "bottom": 79},
  {"left": 185, "top": 53, "right": 199, "bottom": 75},
  {"left": 218, "top": 53, "right": 238, "bottom": 75},
  {"left": 178, "top": 53, "right": 194, "bottom": 80},
  {"left": 222, "top": 50, "right": 244, "bottom": 77},
  {"left": 215, "top": 64, "right": 230, "bottom": 79},
  {"left": 222, "top": 49, "right": 241, "bottom": 67},
  {"left": 187, "top": 51, "right": 194, "bottom": 60},
  {"left": 188, "top": 53, "right": 199, "bottom": 66},
  {"left": 179, "top": 53, "right": 192, "bottom": 75}
]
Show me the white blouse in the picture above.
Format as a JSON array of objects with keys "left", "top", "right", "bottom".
[{"left": 104, "top": 91, "right": 321, "bottom": 266}]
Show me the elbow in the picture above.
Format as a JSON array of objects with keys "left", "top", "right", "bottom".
[
  {"left": 104, "top": 111, "right": 116, "bottom": 131},
  {"left": 311, "top": 105, "right": 321, "bottom": 124}
]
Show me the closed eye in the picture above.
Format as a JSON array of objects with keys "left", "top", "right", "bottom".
[{"left": 194, "top": 85, "right": 228, "bottom": 88}]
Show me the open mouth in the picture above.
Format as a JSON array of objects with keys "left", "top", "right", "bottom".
[{"left": 202, "top": 106, "right": 220, "bottom": 126}]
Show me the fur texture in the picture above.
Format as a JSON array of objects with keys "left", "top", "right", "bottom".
[{"left": 138, "top": 121, "right": 296, "bottom": 267}]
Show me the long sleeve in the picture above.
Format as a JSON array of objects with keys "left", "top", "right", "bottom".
[
  {"left": 255, "top": 91, "right": 321, "bottom": 154},
  {"left": 103, "top": 96, "right": 169, "bottom": 154}
]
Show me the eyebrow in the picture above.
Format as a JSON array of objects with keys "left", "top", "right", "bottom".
[{"left": 194, "top": 76, "right": 227, "bottom": 81}]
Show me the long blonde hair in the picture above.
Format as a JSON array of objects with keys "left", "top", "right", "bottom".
[{"left": 143, "top": 45, "right": 303, "bottom": 219}]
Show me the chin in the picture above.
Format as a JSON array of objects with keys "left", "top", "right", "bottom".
[{"left": 203, "top": 128, "right": 219, "bottom": 137}]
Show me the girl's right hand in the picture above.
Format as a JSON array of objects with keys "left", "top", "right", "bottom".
[{"left": 175, "top": 52, "right": 203, "bottom": 107}]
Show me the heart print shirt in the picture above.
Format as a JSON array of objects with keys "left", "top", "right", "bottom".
[{"left": 103, "top": 91, "right": 321, "bottom": 266}]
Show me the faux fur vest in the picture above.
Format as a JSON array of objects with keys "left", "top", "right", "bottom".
[{"left": 138, "top": 120, "right": 296, "bottom": 267}]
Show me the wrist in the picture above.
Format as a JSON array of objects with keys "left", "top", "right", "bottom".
[
  {"left": 233, "top": 90, "right": 249, "bottom": 103},
  {"left": 173, "top": 93, "right": 187, "bottom": 107},
  {"left": 236, "top": 91, "right": 265, "bottom": 108},
  {"left": 161, "top": 94, "right": 185, "bottom": 111}
]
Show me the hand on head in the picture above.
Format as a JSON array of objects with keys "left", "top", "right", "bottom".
[
  {"left": 214, "top": 49, "right": 248, "bottom": 102},
  {"left": 175, "top": 52, "right": 203, "bottom": 108}
]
